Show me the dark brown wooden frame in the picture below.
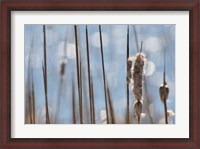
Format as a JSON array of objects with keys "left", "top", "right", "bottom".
[{"left": 0, "top": 0, "right": 199, "bottom": 148}]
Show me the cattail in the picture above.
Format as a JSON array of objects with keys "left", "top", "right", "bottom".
[
  {"left": 55, "top": 26, "right": 68, "bottom": 123},
  {"left": 127, "top": 25, "right": 146, "bottom": 124},
  {"left": 133, "top": 100, "right": 143, "bottom": 124},
  {"left": 159, "top": 48, "right": 169, "bottom": 124},
  {"left": 159, "top": 83, "right": 169, "bottom": 102},
  {"left": 133, "top": 51, "right": 145, "bottom": 102},
  {"left": 133, "top": 53, "right": 145, "bottom": 123},
  {"left": 60, "top": 58, "right": 67, "bottom": 76}
]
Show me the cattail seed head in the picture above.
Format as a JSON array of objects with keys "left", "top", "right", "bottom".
[
  {"left": 133, "top": 53, "right": 146, "bottom": 101},
  {"left": 59, "top": 58, "right": 67, "bottom": 76},
  {"left": 127, "top": 47, "right": 146, "bottom": 124},
  {"left": 127, "top": 56, "right": 135, "bottom": 85},
  {"left": 133, "top": 100, "right": 143, "bottom": 120},
  {"left": 159, "top": 83, "right": 169, "bottom": 102}
]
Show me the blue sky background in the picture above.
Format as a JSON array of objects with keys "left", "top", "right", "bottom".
[{"left": 25, "top": 24, "right": 175, "bottom": 124}]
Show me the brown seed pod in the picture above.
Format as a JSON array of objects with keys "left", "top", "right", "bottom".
[
  {"left": 159, "top": 83, "right": 169, "bottom": 102},
  {"left": 133, "top": 53, "right": 146, "bottom": 102},
  {"left": 133, "top": 100, "right": 143, "bottom": 123},
  {"left": 59, "top": 58, "right": 67, "bottom": 76},
  {"left": 127, "top": 56, "right": 135, "bottom": 85}
]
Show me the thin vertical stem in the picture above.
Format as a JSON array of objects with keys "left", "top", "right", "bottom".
[
  {"left": 43, "top": 25, "right": 50, "bottom": 124},
  {"left": 31, "top": 79, "right": 35, "bottom": 124},
  {"left": 85, "top": 25, "right": 93, "bottom": 124},
  {"left": 74, "top": 25, "right": 83, "bottom": 124},
  {"left": 164, "top": 48, "right": 166, "bottom": 84},
  {"left": 126, "top": 25, "right": 130, "bottom": 124},
  {"left": 90, "top": 75, "right": 96, "bottom": 124},
  {"left": 79, "top": 57, "right": 83, "bottom": 123},
  {"left": 72, "top": 78, "right": 76, "bottom": 124},
  {"left": 27, "top": 34, "right": 34, "bottom": 124},
  {"left": 28, "top": 94, "right": 32, "bottom": 124},
  {"left": 99, "top": 25, "right": 109, "bottom": 124},
  {"left": 133, "top": 25, "right": 139, "bottom": 52},
  {"left": 164, "top": 99, "right": 168, "bottom": 124},
  {"left": 140, "top": 41, "right": 143, "bottom": 53},
  {"left": 163, "top": 48, "right": 168, "bottom": 124},
  {"left": 106, "top": 82, "right": 115, "bottom": 124}
]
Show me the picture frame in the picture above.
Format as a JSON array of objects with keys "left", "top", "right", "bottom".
[{"left": 0, "top": 0, "right": 199, "bottom": 148}]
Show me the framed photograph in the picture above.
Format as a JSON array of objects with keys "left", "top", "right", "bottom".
[{"left": 0, "top": 0, "right": 199, "bottom": 148}]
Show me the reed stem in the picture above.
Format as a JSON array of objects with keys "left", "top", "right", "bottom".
[
  {"left": 42, "top": 25, "right": 50, "bottom": 124},
  {"left": 85, "top": 25, "right": 94, "bottom": 124},
  {"left": 99, "top": 25, "right": 109, "bottom": 124},
  {"left": 31, "top": 79, "right": 35, "bottom": 124},
  {"left": 133, "top": 25, "right": 139, "bottom": 52},
  {"left": 90, "top": 75, "right": 96, "bottom": 124},
  {"left": 163, "top": 48, "right": 168, "bottom": 124},
  {"left": 126, "top": 25, "right": 130, "bottom": 124},
  {"left": 72, "top": 78, "right": 76, "bottom": 124},
  {"left": 164, "top": 99, "right": 168, "bottom": 124},
  {"left": 74, "top": 25, "right": 83, "bottom": 124},
  {"left": 106, "top": 81, "right": 115, "bottom": 124}
]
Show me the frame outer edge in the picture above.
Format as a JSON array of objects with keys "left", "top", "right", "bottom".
[{"left": 0, "top": 0, "right": 199, "bottom": 148}]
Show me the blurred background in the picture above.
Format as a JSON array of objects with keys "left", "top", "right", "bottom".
[{"left": 24, "top": 24, "right": 175, "bottom": 124}]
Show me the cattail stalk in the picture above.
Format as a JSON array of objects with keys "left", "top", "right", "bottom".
[
  {"left": 106, "top": 80, "right": 115, "bottom": 124},
  {"left": 133, "top": 25, "right": 139, "bottom": 52},
  {"left": 55, "top": 26, "right": 68, "bottom": 123},
  {"left": 164, "top": 99, "right": 168, "bottom": 124},
  {"left": 133, "top": 41, "right": 145, "bottom": 124},
  {"left": 163, "top": 48, "right": 168, "bottom": 124},
  {"left": 31, "top": 79, "right": 36, "bottom": 124},
  {"left": 74, "top": 25, "right": 83, "bottom": 124},
  {"left": 72, "top": 78, "right": 76, "bottom": 124},
  {"left": 126, "top": 25, "right": 130, "bottom": 124},
  {"left": 79, "top": 57, "right": 83, "bottom": 123},
  {"left": 99, "top": 25, "right": 109, "bottom": 124},
  {"left": 90, "top": 75, "right": 96, "bottom": 124},
  {"left": 28, "top": 94, "right": 33, "bottom": 124},
  {"left": 85, "top": 25, "right": 94, "bottom": 124},
  {"left": 42, "top": 25, "right": 50, "bottom": 124},
  {"left": 26, "top": 35, "right": 36, "bottom": 124},
  {"left": 159, "top": 48, "right": 169, "bottom": 124}
]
